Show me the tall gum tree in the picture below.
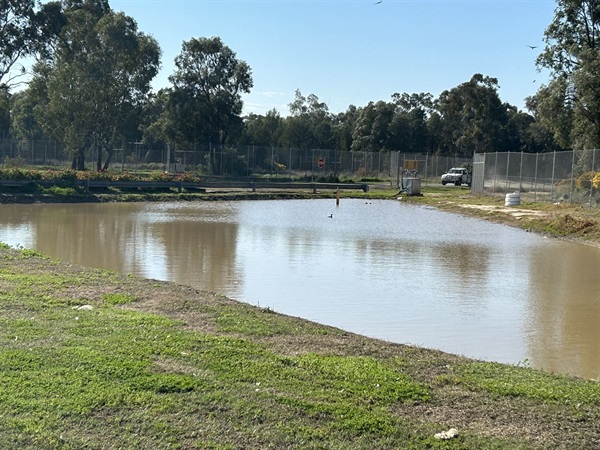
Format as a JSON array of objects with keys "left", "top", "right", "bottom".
[
  {"left": 435, "top": 74, "right": 508, "bottom": 156},
  {"left": 33, "top": 0, "right": 160, "bottom": 170},
  {"left": 0, "top": 0, "right": 64, "bottom": 90},
  {"left": 165, "top": 36, "right": 253, "bottom": 172},
  {"left": 281, "top": 90, "right": 333, "bottom": 149},
  {"left": 536, "top": 0, "right": 600, "bottom": 148}
]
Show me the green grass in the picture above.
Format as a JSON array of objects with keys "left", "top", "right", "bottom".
[
  {"left": 103, "top": 292, "right": 137, "bottom": 305},
  {"left": 0, "top": 304, "right": 431, "bottom": 448},
  {"left": 442, "top": 361, "right": 600, "bottom": 405},
  {"left": 213, "top": 303, "right": 340, "bottom": 337},
  {"left": 0, "top": 237, "right": 599, "bottom": 448},
  {"left": 41, "top": 185, "right": 84, "bottom": 196}
]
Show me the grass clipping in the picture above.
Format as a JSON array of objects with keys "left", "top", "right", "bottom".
[{"left": 0, "top": 244, "right": 599, "bottom": 449}]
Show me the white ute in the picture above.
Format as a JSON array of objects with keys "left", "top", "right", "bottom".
[{"left": 441, "top": 167, "right": 472, "bottom": 187}]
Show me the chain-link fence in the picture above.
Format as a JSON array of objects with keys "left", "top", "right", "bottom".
[
  {"left": 389, "top": 153, "right": 472, "bottom": 189},
  {"left": 0, "top": 138, "right": 68, "bottom": 166},
  {"left": 168, "top": 145, "right": 396, "bottom": 180},
  {"left": 0, "top": 139, "right": 395, "bottom": 181},
  {"left": 472, "top": 149, "right": 599, "bottom": 207},
  {"left": 0, "top": 138, "right": 474, "bottom": 186},
  {"left": 5, "top": 138, "right": 595, "bottom": 206}
]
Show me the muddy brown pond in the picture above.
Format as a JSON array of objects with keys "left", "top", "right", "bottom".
[{"left": 0, "top": 199, "right": 598, "bottom": 379}]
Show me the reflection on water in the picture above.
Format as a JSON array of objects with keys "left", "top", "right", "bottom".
[
  {"left": 0, "top": 199, "right": 598, "bottom": 379},
  {"left": 526, "top": 244, "right": 600, "bottom": 379}
]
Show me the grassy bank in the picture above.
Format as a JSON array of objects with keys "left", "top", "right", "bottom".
[
  {"left": 0, "top": 186, "right": 599, "bottom": 448},
  {"left": 1, "top": 245, "right": 599, "bottom": 449},
  {"left": 394, "top": 186, "right": 600, "bottom": 247}
]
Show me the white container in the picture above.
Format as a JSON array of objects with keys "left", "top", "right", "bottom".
[{"left": 505, "top": 192, "right": 521, "bottom": 207}]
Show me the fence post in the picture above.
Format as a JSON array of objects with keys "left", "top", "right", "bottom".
[
  {"left": 590, "top": 149, "right": 596, "bottom": 208},
  {"left": 569, "top": 150, "right": 576, "bottom": 204},
  {"left": 505, "top": 151, "right": 511, "bottom": 192},
  {"left": 534, "top": 152, "right": 539, "bottom": 202},
  {"left": 493, "top": 152, "right": 498, "bottom": 192},
  {"left": 424, "top": 152, "right": 429, "bottom": 187},
  {"left": 550, "top": 150, "right": 556, "bottom": 201},
  {"left": 519, "top": 151, "right": 524, "bottom": 192}
]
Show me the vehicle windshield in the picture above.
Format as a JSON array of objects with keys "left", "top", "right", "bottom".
[{"left": 449, "top": 169, "right": 461, "bottom": 173}]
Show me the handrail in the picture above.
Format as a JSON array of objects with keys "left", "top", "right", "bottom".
[{"left": 0, "top": 179, "right": 369, "bottom": 193}]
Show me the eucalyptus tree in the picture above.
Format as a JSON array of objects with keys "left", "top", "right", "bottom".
[
  {"left": 164, "top": 36, "right": 252, "bottom": 172},
  {"left": 241, "top": 108, "right": 284, "bottom": 147},
  {"left": 435, "top": 74, "right": 508, "bottom": 156},
  {"left": 350, "top": 101, "right": 396, "bottom": 152},
  {"left": 33, "top": 0, "right": 160, "bottom": 170},
  {"left": 503, "top": 105, "right": 558, "bottom": 153},
  {"left": 526, "top": 81, "right": 574, "bottom": 149},
  {"left": 389, "top": 92, "right": 433, "bottom": 153},
  {"left": 0, "top": 0, "right": 64, "bottom": 90},
  {"left": 0, "top": 88, "right": 9, "bottom": 136},
  {"left": 332, "top": 105, "right": 359, "bottom": 152},
  {"left": 140, "top": 89, "right": 170, "bottom": 147},
  {"left": 426, "top": 111, "right": 445, "bottom": 154},
  {"left": 536, "top": 0, "right": 600, "bottom": 148},
  {"left": 8, "top": 88, "right": 47, "bottom": 142},
  {"left": 281, "top": 90, "right": 334, "bottom": 149}
]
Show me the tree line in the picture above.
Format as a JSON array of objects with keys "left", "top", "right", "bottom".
[{"left": 1, "top": 0, "right": 599, "bottom": 172}]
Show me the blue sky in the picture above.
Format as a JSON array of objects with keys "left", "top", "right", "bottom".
[{"left": 109, "top": 0, "right": 557, "bottom": 115}]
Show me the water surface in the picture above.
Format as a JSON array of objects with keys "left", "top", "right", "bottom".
[{"left": 0, "top": 199, "right": 598, "bottom": 379}]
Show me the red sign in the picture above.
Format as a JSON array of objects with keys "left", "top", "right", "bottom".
[{"left": 317, "top": 157, "right": 325, "bottom": 168}]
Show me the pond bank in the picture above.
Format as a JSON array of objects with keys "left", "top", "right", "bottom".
[
  {"left": 1, "top": 244, "right": 599, "bottom": 449},
  {"left": 398, "top": 187, "right": 600, "bottom": 248}
]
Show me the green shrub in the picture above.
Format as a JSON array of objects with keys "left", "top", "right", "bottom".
[
  {"left": 43, "top": 186, "right": 81, "bottom": 196},
  {"left": 0, "top": 167, "right": 41, "bottom": 180},
  {"left": 41, "top": 170, "right": 78, "bottom": 182},
  {"left": 2, "top": 156, "right": 27, "bottom": 167},
  {"left": 174, "top": 171, "right": 201, "bottom": 183}
]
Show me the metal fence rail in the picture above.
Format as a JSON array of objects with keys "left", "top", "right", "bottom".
[{"left": 0, "top": 179, "right": 369, "bottom": 193}]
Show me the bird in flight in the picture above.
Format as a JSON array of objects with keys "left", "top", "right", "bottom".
[
  {"left": 374, "top": 1, "right": 382, "bottom": 4},
  {"left": 526, "top": 45, "right": 537, "bottom": 49}
]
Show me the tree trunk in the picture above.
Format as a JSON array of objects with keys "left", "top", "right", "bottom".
[
  {"left": 96, "top": 142, "right": 102, "bottom": 171},
  {"left": 102, "top": 148, "right": 114, "bottom": 171},
  {"left": 71, "top": 149, "right": 86, "bottom": 170}
]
